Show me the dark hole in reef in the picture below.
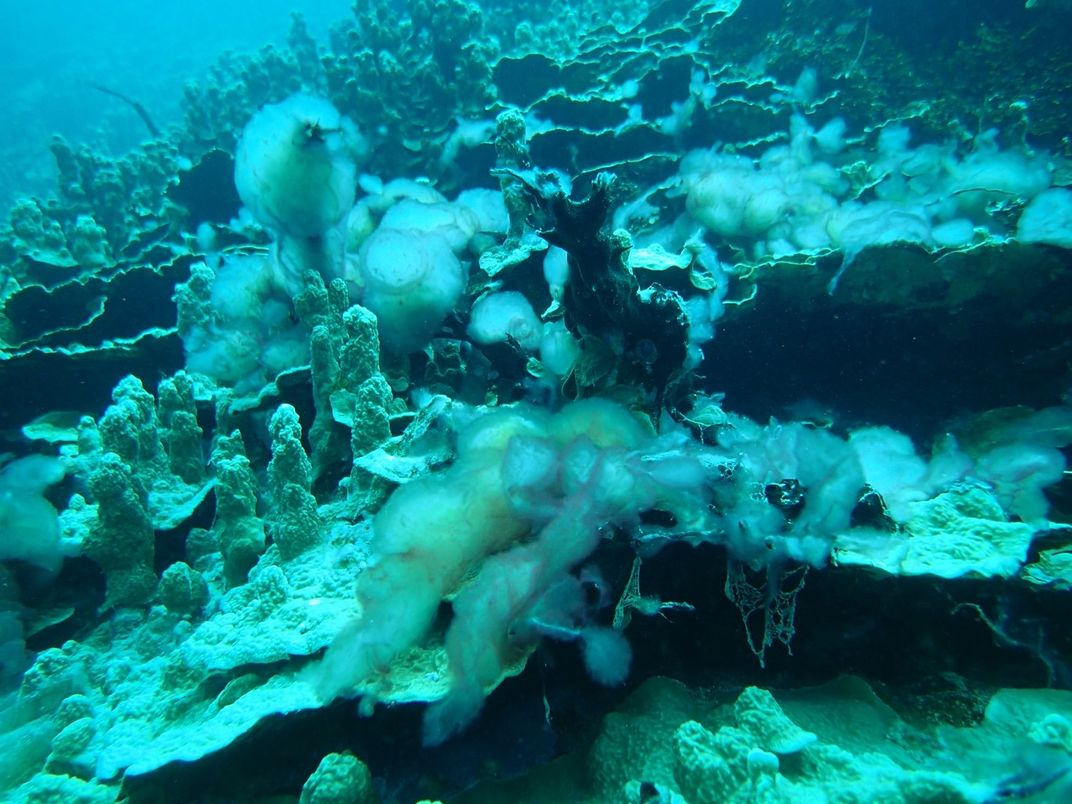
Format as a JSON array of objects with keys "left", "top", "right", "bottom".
[{"left": 167, "top": 149, "right": 242, "bottom": 225}]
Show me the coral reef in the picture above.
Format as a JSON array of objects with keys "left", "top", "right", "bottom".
[{"left": 0, "top": 1, "right": 1070, "bottom": 802}]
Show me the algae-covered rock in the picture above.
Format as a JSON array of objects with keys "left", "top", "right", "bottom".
[
  {"left": 300, "top": 752, "right": 377, "bottom": 804},
  {"left": 158, "top": 562, "right": 209, "bottom": 616}
]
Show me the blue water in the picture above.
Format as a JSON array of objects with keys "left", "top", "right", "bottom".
[{"left": 0, "top": 1, "right": 349, "bottom": 207}]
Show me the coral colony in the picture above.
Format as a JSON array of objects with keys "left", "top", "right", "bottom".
[{"left": 0, "top": 2, "right": 1071, "bottom": 802}]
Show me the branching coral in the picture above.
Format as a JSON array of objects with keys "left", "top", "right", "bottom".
[{"left": 322, "top": 0, "right": 498, "bottom": 179}]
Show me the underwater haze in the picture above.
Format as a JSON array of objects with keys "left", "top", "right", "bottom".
[
  {"left": 0, "top": 1, "right": 1071, "bottom": 802},
  {"left": 0, "top": 0, "right": 349, "bottom": 208}
]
